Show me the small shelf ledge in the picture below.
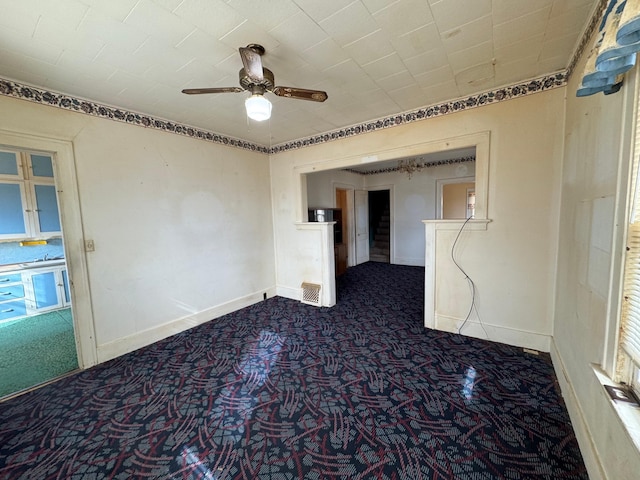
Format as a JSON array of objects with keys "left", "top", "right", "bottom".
[
  {"left": 422, "top": 218, "right": 492, "bottom": 231},
  {"left": 295, "top": 221, "right": 336, "bottom": 231},
  {"left": 593, "top": 365, "right": 640, "bottom": 453}
]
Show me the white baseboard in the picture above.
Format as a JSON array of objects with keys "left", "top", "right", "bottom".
[
  {"left": 434, "top": 314, "right": 551, "bottom": 352},
  {"left": 96, "top": 287, "right": 276, "bottom": 363},
  {"left": 549, "top": 340, "right": 605, "bottom": 480},
  {"left": 276, "top": 284, "right": 302, "bottom": 301},
  {"left": 392, "top": 256, "right": 425, "bottom": 267}
]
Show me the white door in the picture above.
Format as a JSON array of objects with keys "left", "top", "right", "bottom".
[{"left": 355, "top": 190, "right": 369, "bottom": 264}]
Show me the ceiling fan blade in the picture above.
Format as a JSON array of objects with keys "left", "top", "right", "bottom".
[
  {"left": 181, "top": 87, "right": 244, "bottom": 95},
  {"left": 239, "top": 46, "right": 264, "bottom": 82},
  {"left": 273, "top": 86, "right": 328, "bottom": 102}
]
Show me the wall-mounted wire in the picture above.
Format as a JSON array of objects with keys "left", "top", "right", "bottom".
[{"left": 451, "top": 216, "right": 488, "bottom": 338}]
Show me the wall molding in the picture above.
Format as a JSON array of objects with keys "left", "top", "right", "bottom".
[
  {"left": 436, "top": 314, "right": 551, "bottom": 352},
  {"left": 275, "top": 285, "right": 302, "bottom": 302},
  {"left": 0, "top": 70, "right": 566, "bottom": 155},
  {"left": 344, "top": 155, "right": 475, "bottom": 175},
  {"left": 566, "top": 0, "right": 608, "bottom": 80},
  {"left": 550, "top": 340, "right": 606, "bottom": 480},
  {"left": 270, "top": 72, "right": 567, "bottom": 154},
  {"left": 96, "top": 287, "right": 275, "bottom": 363},
  {"left": 0, "top": 78, "right": 269, "bottom": 154}
]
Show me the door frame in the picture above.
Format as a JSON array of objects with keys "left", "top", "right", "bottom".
[
  {"left": 354, "top": 189, "right": 370, "bottom": 265},
  {"left": 333, "top": 184, "right": 356, "bottom": 267},
  {"left": 332, "top": 184, "right": 394, "bottom": 266},
  {"left": 0, "top": 130, "right": 97, "bottom": 369}
]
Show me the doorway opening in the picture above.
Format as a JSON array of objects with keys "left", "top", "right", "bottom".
[
  {"left": 335, "top": 188, "right": 349, "bottom": 275},
  {"left": 0, "top": 148, "right": 78, "bottom": 399},
  {"left": 368, "top": 190, "right": 390, "bottom": 263}
]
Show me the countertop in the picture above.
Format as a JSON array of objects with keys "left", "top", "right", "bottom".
[{"left": 0, "top": 259, "right": 65, "bottom": 274}]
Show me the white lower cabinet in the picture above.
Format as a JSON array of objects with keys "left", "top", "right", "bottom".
[
  {"left": 0, "top": 265, "right": 69, "bottom": 320},
  {"left": 23, "top": 266, "right": 69, "bottom": 314}
]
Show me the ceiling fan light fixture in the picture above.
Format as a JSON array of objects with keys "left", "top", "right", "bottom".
[{"left": 245, "top": 94, "right": 272, "bottom": 121}]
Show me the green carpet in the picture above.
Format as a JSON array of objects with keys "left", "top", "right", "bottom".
[{"left": 0, "top": 308, "right": 78, "bottom": 398}]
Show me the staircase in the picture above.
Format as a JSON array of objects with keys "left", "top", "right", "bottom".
[{"left": 369, "top": 208, "right": 390, "bottom": 263}]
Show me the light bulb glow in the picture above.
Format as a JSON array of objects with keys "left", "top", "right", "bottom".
[{"left": 245, "top": 94, "right": 272, "bottom": 121}]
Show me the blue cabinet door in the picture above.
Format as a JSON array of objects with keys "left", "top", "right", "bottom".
[
  {"left": 0, "top": 299, "right": 26, "bottom": 321},
  {"left": 0, "top": 183, "right": 28, "bottom": 236},
  {"left": 0, "top": 284, "right": 25, "bottom": 300},
  {"left": 30, "top": 154, "right": 54, "bottom": 178},
  {"left": 0, "top": 151, "right": 19, "bottom": 177},
  {"left": 0, "top": 273, "right": 22, "bottom": 284},
  {"left": 34, "top": 184, "right": 61, "bottom": 233},
  {"left": 31, "top": 271, "right": 59, "bottom": 310}
]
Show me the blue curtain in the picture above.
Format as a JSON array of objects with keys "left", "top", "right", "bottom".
[{"left": 578, "top": 0, "right": 640, "bottom": 96}]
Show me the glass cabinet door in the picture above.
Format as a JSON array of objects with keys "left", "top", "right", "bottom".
[
  {"left": 0, "top": 182, "right": 29, "bottom": 237},
  {"left": 30, "top": 271, "right": 60, "bottom": 310},
  {"left": 29, "top": 154, "right": 54, "bottom": 179},
  {"left": 33, "top": 184, "right": 61, "bottom": 234},
  {"left": 0, "top": 151, "right": 21, "bottom": 179},
  {"left": 0, "top": 151, "right": 61, "bottom": 239}
]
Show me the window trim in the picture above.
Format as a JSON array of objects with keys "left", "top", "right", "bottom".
[{"left": 614, "top": 65, "right": 640, "bottom": 396}]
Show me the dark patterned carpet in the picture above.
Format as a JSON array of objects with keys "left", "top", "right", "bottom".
[{"left": 0, "top": 262, "right": 587, "bottom": 479}]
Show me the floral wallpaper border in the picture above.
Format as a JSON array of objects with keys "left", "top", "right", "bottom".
[
  {"left": 0, "top": 71, "right": 567, "bottom": 155},
  {"left": 565, "top": 0, "right": 607, "bottom": 79},
  {"left": 270, "top": 72, "right": 567, "bottom": 154},
  {"left": 343, "top": 155, "right": 476, "bottom": 176},
  {"left": 0, "top": 78, "right": 269, "bottom": 154}
]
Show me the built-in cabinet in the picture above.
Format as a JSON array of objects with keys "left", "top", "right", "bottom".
[
  {"left": 0, "top": 148, "right": 69, "bottom": 322},
  {"left": 0, "top": 272, "right": 26, "bottom": 321},
  {"left": 0, "top": 150, "right": 61, "bottom": 240},
  {"left": 0, "top": 265, "right": 69, "bottom": 321}
]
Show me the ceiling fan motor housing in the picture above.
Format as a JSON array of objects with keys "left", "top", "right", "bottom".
[{"left": 239, "top": 67, "right": 275, "bottom": 92}]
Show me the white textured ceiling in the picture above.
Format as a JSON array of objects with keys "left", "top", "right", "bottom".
[{"left": 0, "top": 0, "right": 597, "bottom": 147}]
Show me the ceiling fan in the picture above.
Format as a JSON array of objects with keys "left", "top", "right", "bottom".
[{"left": 182, "top": 44, "right": 328, "bottom": 121}]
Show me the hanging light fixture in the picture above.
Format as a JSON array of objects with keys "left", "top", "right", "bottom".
[
  {"left": 245, "top": 93, "right": 272, "bottom": 121},
  {"left": 397, "top": 158, "right": 424, "bottom": 179},
  {"left": 244, "top": 84, "right": 272, "bottom": 121}
]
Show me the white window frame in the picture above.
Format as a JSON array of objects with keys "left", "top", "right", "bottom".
[{"left": 616, "top": 68, "right": 640, "bottom": 398}]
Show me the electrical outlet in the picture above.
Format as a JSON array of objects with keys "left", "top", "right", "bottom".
[{"left": 85, "top": 239, "right": 95, "bottom": 252}]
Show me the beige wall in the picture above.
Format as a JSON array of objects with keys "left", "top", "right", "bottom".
[
  {"left": 271, "top": 87, "right": 564, "bottom": 348},
  {"left": 0, "top": 94, "right": 276, "bottom": 364},
  {"left": 552, "top": 32, "right": 640, "bottom": 480}
]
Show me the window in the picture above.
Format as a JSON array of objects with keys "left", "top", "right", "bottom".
[{"left": 619, "top": 91, "right": 640, "bottom": 397}]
